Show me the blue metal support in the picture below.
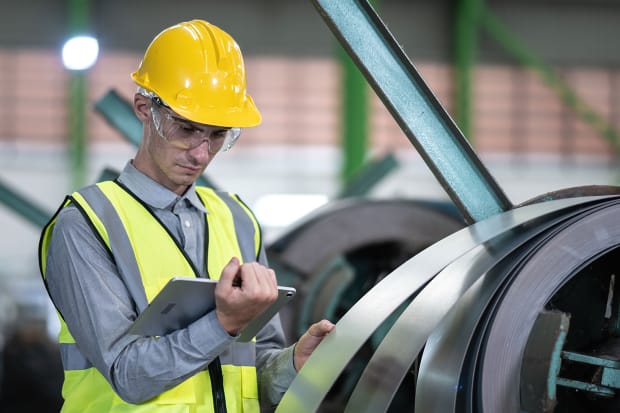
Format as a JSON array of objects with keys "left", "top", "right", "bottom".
[
  {"left": 94, "top": 89, "right": 142, "bottom": 146},
  {"left": 0, "top": 178, "right": 52, "bottom": 228},
  {"left": 558, "top": 351, "right": 620, "bottom": 396},
  {"left": 312, "top": 0, "right": 513, "bottom": 224}
]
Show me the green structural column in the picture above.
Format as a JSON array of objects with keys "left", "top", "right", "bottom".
[
  {"left": 68, "top": 71, "right": 87, "bottom": 190},
  {"left": 480, "top": 8, "right": 620, "bottom": 156},
  {"left": 340, "top": 0, "right": 382, "bottom": 186},
  {"left": 340, "top": 48, "right": 368, "bottom": 185},
  {"left": 454, "top": 0, "right": 483, "bottom": 142},
  {"left": 67, "top": 0, "right": 91, "bottom": 190}
]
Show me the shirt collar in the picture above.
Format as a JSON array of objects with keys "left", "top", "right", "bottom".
[{"left": 116, "top": 161, "right": 209, "bottom": 214}]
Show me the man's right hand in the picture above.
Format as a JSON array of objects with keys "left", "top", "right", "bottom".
[{"left": 214, "top": 257, "right": 278, "bottom": 335}]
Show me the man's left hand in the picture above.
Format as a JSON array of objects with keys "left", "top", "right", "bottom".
[{"left": 293, "top": 319, "right": 335, "bottom": 371}]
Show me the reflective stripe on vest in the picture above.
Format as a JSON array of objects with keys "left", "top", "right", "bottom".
[
  {"left": 215, "top": 191, "right": 261, "bottom": 265},
  {"left": 59, "top": 340, "right": 257, "bottom": 369},
  {"left": 77, "top": 184, "right": 149, "bottom": 311}
]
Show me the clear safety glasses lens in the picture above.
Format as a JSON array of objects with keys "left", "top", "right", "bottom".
[{"left": 149, "top": 97, "right": 241, "bottom": 153}]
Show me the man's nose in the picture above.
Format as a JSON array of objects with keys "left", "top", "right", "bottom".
[{"left": 188, "top": 139, "right": 212, "bottom": 161}]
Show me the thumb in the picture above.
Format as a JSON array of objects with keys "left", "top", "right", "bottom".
[{"left": 309, "top": 319, "right": 335, "bottom": 336}]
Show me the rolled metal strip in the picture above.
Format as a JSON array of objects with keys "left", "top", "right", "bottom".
[
  {"left": 413, "top": 216, "right": 583, "bottom": 413},
  {"left": 345, "top": 200, "right": 599, "bottom": 413},
  {"left": 275, "top": 196, "right": 612, "bottom": 413},
  {"left": 479, "top": 199, "right": 620, "bottom": 413}
]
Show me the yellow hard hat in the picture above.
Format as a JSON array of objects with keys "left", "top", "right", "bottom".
[{"left": 131, "top": 20, "right": 261, "bottom": 128}]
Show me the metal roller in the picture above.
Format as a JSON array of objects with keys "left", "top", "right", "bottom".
[
  {"left": 479, "top": 200, "right": 620, "bottom": 412},
  {"left": 414, "top": 198, "right": 620, "bottom": 412},
  {"left": 272, "top": 1, "right": 620, "bottom": 411},
  {"left": 275, "top": 196, "right": 612, "bottom": 413},
  {"left": 344, "top": 198, "right": 608, "bottom": 413}
]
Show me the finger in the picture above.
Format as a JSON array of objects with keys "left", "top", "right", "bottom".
[
  {"left": 254, "top": 264, "right": 278, "bottom": 298},
  {"left": 308, "top": 319, "right": 335, "bottom": 337},
  {"left": 236, "top": 262, "right": 258, "bottom": 291},
  {"left": 244, "top": 262, "right": 274, "bottom": 289},
  {"left": 267, "top": 267, "right": 278, "bottom": 289},
  {"left": 218, "top": 257, "right": 241, "bottom": 288}
]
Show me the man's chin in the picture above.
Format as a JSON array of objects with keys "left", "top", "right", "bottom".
[{"left": 179, "top": 172, "right": 201, "bottom": 184}]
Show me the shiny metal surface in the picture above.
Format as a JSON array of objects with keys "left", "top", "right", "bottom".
[
  {"left": 410, "top": 200, "right": 620, "bottom": 412},
  {"left": 344, "top": 204, "right": 591, "bottom": 413},
  {"left": 275, "top": 196, "right": 610, "bottom": 413},
  {"left": 479, "top": 200, "right": 620, "bottom": 412},
  {"left": 416, "top": 245, "right": 532, "bottom": 413},
  {"left": 279, "top": 1, "right": 620, "bottom": 410},
  {"left": 412, "top": 204, "right": 611, "bottom": 412},
  {"left": 311, "top": 0, "right": 512, "bottom": 224}
]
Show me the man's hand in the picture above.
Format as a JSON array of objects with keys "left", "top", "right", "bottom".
[
  {"left": 293, "top": 319, "right": 335, "bottom": 371},
  {"left": 215, "top": 257, "right": 278, "bottom": 335}
]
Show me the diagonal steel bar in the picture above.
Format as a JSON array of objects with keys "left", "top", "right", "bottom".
[
  {"left": 312, "top": 0, "right": 512, "bottom": 224},
  {"left": 0, "top": 178, "right": 52, "bottom": 228}
]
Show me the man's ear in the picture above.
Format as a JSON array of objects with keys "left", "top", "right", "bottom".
[{"left": 133, "top": 93, "right": 151, "bottom": 122}]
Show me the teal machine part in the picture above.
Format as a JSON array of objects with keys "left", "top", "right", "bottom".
[
  {"left": 559, "top": 351, "right": 620, "bottom": 397},
  {"left": 93, "top": 90, "right": 143, "bottom": 147},
  {"left": 522, "top": 310, "right": 620, "bottom": 411},
  {"left": 313, "top": 0, "right": 512, "bottom": 224},
  {"left": 336, "top": 152, "right": 398, "bottom": 198},
  {"left": 0, "top": 179, "right": 51, "bottom": 228}
]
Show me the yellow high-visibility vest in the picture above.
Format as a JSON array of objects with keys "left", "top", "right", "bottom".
[{"left": 39, "top": 181, "right": 263, "bottom": 413}]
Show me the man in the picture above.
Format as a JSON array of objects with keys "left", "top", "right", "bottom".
[{"left": 38, "top": 19, "right": 334, "bottom": 412}]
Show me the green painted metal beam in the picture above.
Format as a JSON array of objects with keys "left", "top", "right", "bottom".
[
  {"left": 0, "top": 179, "right": 51, "bottom": 228},
  {"left": 312, "top": 0, "right": 512, "bottom": 224},
  {"left": 337, "top": 152, "right": 398, "bottom": 198},
  {"left": 339, "top": 0, "right": 381, "bottom": 187},
  {"left": 94, "top": 89, "right": 143, "bottom": 147},
  {"left": 68, "top": 72, "right": 87, "bottom": 190},
  {"left": 340, "top": 47, "right": 369, "bottom": 185},
  {"left": 454, "top": 0, "right": 483, "bottom": 142},
  {"left": 480, "top": 8, "right": 620, "bottom": 156},
  {"left": 66, "top": 0, "right": 91, "bottom": 191}
]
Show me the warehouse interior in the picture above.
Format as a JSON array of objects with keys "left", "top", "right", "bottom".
[{"left": 1, "top": 0, "right": 620, "bottom": 411}]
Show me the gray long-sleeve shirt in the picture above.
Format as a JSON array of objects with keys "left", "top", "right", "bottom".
[{"left": 44, "top": 161, "right": 296, "bottom": 410}]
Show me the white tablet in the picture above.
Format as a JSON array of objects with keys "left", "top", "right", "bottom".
[{"left": 128, "top": 277, "right": 296, "bottom": 342}]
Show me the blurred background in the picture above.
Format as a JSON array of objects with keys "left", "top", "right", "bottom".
[{"left": 1, "top": 0, "right": 619, "bottom": 410}]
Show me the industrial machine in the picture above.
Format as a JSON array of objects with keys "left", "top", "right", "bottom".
[
  {"left": 272, "top": 1, "right": 620, "bottom": 413},
  {"left": 2, "top": 1, "right": 620, "bottom": 412}
]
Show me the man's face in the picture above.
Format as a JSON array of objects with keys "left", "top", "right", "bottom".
[{"left": 132, "top": 94, "right": 217, "bottom": 195}]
